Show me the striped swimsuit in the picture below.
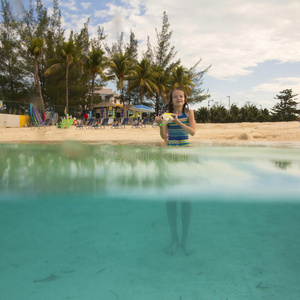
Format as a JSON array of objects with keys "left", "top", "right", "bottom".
[{"left": 167, "top": 112, "right": 190, "bottom": 146}]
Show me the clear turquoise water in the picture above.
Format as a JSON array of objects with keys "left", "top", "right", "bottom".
[{"left": 1, "top": 143, "right": 300, "bottom": 299}]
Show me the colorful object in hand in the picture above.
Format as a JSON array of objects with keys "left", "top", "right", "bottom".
[{"left": 161, "top": 113, "right": 174, "bottom": 124}]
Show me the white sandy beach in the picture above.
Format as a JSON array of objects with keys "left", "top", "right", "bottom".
[{"left": 0, "top": 121, "right": 300, "bottom": 147}]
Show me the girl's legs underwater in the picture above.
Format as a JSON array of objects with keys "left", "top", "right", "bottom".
[{"left": 165, "top": 201, "right": 193, "bottom": 256}]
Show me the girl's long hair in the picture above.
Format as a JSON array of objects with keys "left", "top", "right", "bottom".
[{"left": 166, "top": 87, "right": 189, "bottom": 113}]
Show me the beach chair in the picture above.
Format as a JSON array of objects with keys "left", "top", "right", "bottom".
[
  {"left": 35, "top": 118, "right": 50, "bottom": 129},
  {"left": 111, "top": 121, "right": 120, "bottom": 129},
  {"left": 75, "top": 119, "right": 84, "bottom": 129},
  {"left": 41, "top": 118, "right": 50, "bottom": 127},
  {"left": 91, "top": 120, "right": 101, "bottom": 129},
  {"left": 140, "top": 118, "right": 149, "bottom": 128},
  {"left": 120, "top": 118, "right": 129, "bottom": 128},
  {"left": 85, "top": 118, "right": 95, "bottom": 129},
  {"left": 132, "top": 120, "right": 141, "bottom": 128},
  {"left": 100, "top": 118, "right": 109, "bottom": 128}
]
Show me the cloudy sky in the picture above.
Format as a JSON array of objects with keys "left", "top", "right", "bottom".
[{"left": 18, "top": 0, "right": 300, "bottom": 109}]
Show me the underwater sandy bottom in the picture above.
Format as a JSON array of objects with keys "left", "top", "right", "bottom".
[{"left": 1, "top": 195, "right": 300, "bottom": 300}]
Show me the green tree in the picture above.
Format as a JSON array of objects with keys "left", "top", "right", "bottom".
[
  {"left": 125, "top": 30, "right": 138, "bottom": 61},
  {"left": 45, "top": 34, "right": 83, "bottom": 113},
  {"left": 143, "top": 36, "right": 154, "bottom": 64},
  {"left": 229, "top": 103, "right": 239, "bottom": 122},
  {"left": 108, "top": 50, "right": 133, "bottom": 105},
  {"left": 127, "top": 58, "right": 158, "bottom": 104},
  {"left": 25, "top": 36, "right": 46, "bottom": 115},
  {"left": 154, "top": 11, "right": 179, "bottom": 69},
  {"left": 169, "top": 65, "right": 194, "bottom": 95},
  {"left": 152, "top": 65, "right": 170, "bottom": 114},
  {"left": 239, "top": 104, "right": 260, "bottom": 122},
  {"left": 0, "top": 0, "right": 28, "bottom": 105},
  {"left": 271, "top": 89, "right": 299, "bottom": 121},
  {"left": 210, "top": 105, "right": 228, "bottom": 123},
  {"left": 189, "top": 59, "right": 211, "bottom": 104},
  {"left": 84, "top": 46, "right": 109, "bottom": 110},
  {"left": 195, "top": 107, "right": 209, "bottom": 123}
]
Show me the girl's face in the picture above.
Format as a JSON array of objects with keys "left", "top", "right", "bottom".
[{"left": 172, "top": 90, "right": 186, "bottom": 107}]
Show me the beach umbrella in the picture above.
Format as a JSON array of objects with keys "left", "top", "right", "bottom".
[{"left": 130, "top": 105, "right": 154, "bottom": 113}]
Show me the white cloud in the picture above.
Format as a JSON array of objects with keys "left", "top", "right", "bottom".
[
  {"left": 61, "top": 12, "right": 91, "bottom": 35},
  {"left": 253, "top": 77, "right": 300, "bottom": 94},
  {"left": 86, "top": 0, "right": 300, "bottom": 80},
  {"left": 81, "top": 2, "right": 92, "bottom": 10},
  {"left": 58, "top": 0, "right": 300, "bottom": 83},
  {"left": 60, "top": 0, "right": 78, "bottom": 12}
]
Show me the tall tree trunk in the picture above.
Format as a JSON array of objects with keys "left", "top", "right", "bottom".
[
  {"left": 66, "top": 65, "right": 69, "bottom": 114},
  {"left": 35, "top": 59, "right": 45, "bottom": 117},
  {"left": 155, "top": 93, "right": 159, "bottom": 115},
  {"left": 90, "top": 74, "right": 95, "bottom": 111},
  {"left": 37, "top": 79, "right": 45, "bottom": 117}
]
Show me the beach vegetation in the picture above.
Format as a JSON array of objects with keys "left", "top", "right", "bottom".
[
  {"left": 195, "top": 102, "right": 272, "bottom": 123},
  {"left": 84, "top": 46, "right": 109, "bottom": 110},
  {"left": 0, "top": 0, "right": 29, "bottom": 107},
  {"left": 127, "top": 58, "right": 158, "bottom": 105},
  {"left": 107, "top": 50, "right": 134, "bottom": 105},
  {"left": 25, "top": 36, "right": 46, "bottom": 115},
  {"left": 271, "top": 89, "right": 299, "bottom": 121},
  {"left": 44, "top": 33, "right": 84, "bottom": 114},
  {"left": 0, "top": 1, "right": 220, "bottom": 120}
]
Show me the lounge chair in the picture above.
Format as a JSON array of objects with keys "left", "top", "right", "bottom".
[
  {"left": 85, "top": 118, "right": 95, "bottom": 129},
  {"left": 140, "top": 118, "right": 149, "bottom": 128},
  {"left": 132, "top": 119, "right": 142, "bottom": 128},
  {"left": 112, "top": 118, "right": 128, "bottom": 129},
  {"left": 120, "top": 118, "right": 129, "bottom": 128},
  {"left": 100, "top": 118, "right": 109, "bottom": 128},
  {"left": 111, "top": 122, "right": 120, "bottom": 129},
  {"left": 42, "top": 118, "right": 50, "bottom": 126},
  {"left": 76, "top": 120, "right": 84, "bottom": 129},
  {"left": 35, "top": 118, "right": 50, "bottom": 129},
  {"left": 91, "top": 120, "right": 101, "bottom": 129}
]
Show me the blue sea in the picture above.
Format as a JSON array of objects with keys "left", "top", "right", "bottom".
[{"left": 1, "top": 143, "right": 300, "bottom": 299}]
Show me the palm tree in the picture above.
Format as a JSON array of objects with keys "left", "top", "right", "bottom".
[
  {"left": 45, "top": 36, "right": 82, "bottom": 114},
  {"left": 26, "top": 37, "right": 46, "bottom": 116},
  {"left": 152, "top": 65, "right": 170, "bottom": 114},
  {"left": 107, "top": 51, "right": 132, "bottom": 105},
  {"left": 127, "top": 58, "right": 158, "bottom": 104},
  {"left": 169, "top": 66, "right": 194, "bottom": 96},
  {"left": 84, "top": 46, "right": 109, "bottom": 110}
]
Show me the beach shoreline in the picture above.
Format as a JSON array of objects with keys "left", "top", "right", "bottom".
[{"left": 0, "top": 121, "right": 300, "bottom": 147}]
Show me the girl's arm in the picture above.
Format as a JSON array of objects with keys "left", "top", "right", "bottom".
[{"left": 171, "top": 110, "right": 196, "bottom": 136}]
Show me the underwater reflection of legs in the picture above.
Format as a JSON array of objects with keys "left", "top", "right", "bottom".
[
  {"left": 165, "top": 201, "right": 179, "bottom": 255},
  {"left": 181, "top": 201, "right": 194, "bottom": 256},
  {"left": 165, "top": 200, "right": 193, "bottom": 256}
]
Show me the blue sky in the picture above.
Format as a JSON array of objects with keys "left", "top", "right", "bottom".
[{"left": 14, "top": 0, "right": 300, "bottom": 110}]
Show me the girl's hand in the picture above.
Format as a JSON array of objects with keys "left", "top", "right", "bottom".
[
  {"left": 170, "top": 113, "right": 179, "bottom": 124},
  {"left": 155, "top": 115, "right": 164, "bottom": 125}
]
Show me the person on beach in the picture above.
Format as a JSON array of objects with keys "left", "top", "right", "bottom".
[{"left": 155, "top": 87, "right": 196, "bottom": 255}]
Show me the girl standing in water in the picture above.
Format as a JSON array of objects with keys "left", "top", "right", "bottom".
[{"left": 155, "top": 88, "right": 196, "bottom": 255}]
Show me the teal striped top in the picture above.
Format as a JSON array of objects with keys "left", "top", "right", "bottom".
[{"left": 167, "top": 113, "right": 190, "bottom": 146}]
